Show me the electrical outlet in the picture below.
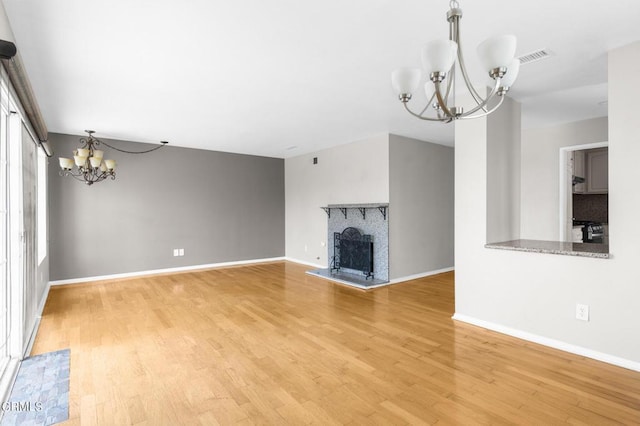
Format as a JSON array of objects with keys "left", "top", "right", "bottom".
[
  {"left": 179, "top": 248, "right": 184, "bottom": 256},
  {"left": 173, "top": 249, "right": 179, "bottom": 257},
  {"left": 576, "top": 303, "right": 589, "bottom": 321}
]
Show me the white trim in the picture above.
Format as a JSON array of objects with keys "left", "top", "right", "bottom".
[
  {"left": 388, "top": 267, "right": 455, "bottom": 284},
  {"left": 283, "top": 257, "right": 326, "bottom": 269},
  {"left": 22, "top": 318, "right": 39, "bottom": 358},
  {"left": 49, "top": 257, "right": 286, "bottom": 286},
  {"left": 36, "top": 281, "right": 50, "bottom": 319},
  {"left": 452, "top": 313, "right": 640, "bottom": 372}
]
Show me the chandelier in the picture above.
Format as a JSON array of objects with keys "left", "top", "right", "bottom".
[
  {"left": 391, "top": 0, "right": 520, "bottom": 122},
  {"left": 58, "top": 130, "right": 168, "bottom": 185}
]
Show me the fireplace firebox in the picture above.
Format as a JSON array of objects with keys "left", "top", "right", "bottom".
[{"left": 331, "top": 227, "right": 374, "bottom": 279}]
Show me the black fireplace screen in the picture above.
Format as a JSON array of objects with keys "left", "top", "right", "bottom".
[{"left": 332, "top": 227, "right": 374, "bottom": 279}]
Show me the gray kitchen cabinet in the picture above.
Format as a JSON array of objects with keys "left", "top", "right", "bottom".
[
  {"left": 572, "top": 147, "right": 608, "bottom": 194},
  {"left": 586, "top": 148, "right": 608, "bottom": 193}
]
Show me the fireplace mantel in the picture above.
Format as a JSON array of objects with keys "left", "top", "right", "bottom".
[{"left": 321, "top": 203, "right": 388, "bottom": 220}]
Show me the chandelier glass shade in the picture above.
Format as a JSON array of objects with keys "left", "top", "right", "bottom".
[
  {"left": 391, "top": 0, "right": 520, "bottom": 122},
  {"left": 58, "top": 130, "right": 168, "bottom": 185}
]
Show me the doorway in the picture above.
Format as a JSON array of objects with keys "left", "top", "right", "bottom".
[{"left": 559, "top": 142, "right": 608, "bottom": 242}]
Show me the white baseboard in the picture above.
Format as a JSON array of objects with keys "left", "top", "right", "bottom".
[
  {"left": 36, "top": 282, "right": 50, "bottom": 317},
  {"left": 284, "top": 257, "right": 326, "bottom": 269},
  {"left": 49, "top": 257, "right": 286, "bottom": 286},
  {"left": 389, "top": 267, "right": 454, "bottom": 284},
  {"left": 452, "top": 313, "right": 640, "bottom": 372}
]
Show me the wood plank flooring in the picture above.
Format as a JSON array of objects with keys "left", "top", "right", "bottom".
[{"left": 33, "top": 262, "right": 640, "bottom": 424}]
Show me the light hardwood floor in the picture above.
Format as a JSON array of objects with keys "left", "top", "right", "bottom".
[{"left": 33, "top": 262, "right": 640, "bottom": 424}]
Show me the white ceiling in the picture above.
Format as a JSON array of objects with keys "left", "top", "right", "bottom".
[{"left": 3, "top": 0, "right": 640, "bottom": 158}]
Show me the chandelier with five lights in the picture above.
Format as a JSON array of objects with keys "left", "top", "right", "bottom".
[{"left": 391, "top": 0, "right": 520, "bottom": 122}]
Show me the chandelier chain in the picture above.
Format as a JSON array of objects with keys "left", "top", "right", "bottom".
[{"left": 98, "top": 139, "right": 167, "bottom": 154}]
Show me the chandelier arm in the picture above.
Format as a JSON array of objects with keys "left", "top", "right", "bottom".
[
  {"left": 457, "top": 54, "right": 486, "bottom": 108},
  {"left": 59, "top": 166, "right": 114, "bottom": 185},
  {"left": 458, "top": 92, "right": 506, "bottom": 120},
  {"left": 59, "top": 168, "right": 85, "bottom": 179},
  {"left": 402, "top": 102, "right": 451, "bottom": 122},
  {"left": 418, "top": 92, "right": 438, "bottom": 116},
  {"left": 443, "top": 69, "right": 454, "bottom": 106},
  {"left": 453, "top": 23, "right": 488, "bottom": 110},
  {"left": 459, "top": 77, "right": 502, "bottom": 117},
  {"left": 62, "top": 171, "right": 90, "bottom": 183},
  {"left": 434, "top": 81, "right": 456, "bottom": 118}
]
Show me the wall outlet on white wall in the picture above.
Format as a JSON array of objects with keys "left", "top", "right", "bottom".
[
  {"left": 173, "top": 249, "right": 179, "bottom": 257},
  {"left": 576, "top": 303, "right": 589, "bottom": 321},
  {"left": 179, "top": 248, "right": 184, "bottom": 256}
]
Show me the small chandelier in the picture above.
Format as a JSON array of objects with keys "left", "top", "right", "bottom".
[
  {"left": 391, "top": 0, "right": 520, "bottom": 122},
  {"left": 58, "top": 130, "right": 168, "bottom": 185}
]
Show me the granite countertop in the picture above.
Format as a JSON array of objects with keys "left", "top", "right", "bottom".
[{"left": 485, "top": 239, "right": 609, "bottom": 259}]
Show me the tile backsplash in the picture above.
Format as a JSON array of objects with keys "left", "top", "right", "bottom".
[{"left": 573, "top": 194, "right": 608, "bottom": 223}]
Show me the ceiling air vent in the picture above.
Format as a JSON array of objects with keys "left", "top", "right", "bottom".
[{"left": 518, "top": 49, "right": 554, "bottom": 65}]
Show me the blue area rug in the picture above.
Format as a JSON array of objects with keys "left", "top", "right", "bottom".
[{"left": 1, "top": 349, "right": 70, "bottom": 426}]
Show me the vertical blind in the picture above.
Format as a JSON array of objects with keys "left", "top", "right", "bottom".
[{"left": 21, "top": 123, "right": 37, "bottom": 347}]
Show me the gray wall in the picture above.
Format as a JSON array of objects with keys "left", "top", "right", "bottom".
[
  {"left": 487, "top": 96, "right": 521, "bottom": 243},
  {"left": 389, "top": 134, "right": 454, "bottom": 279},
  {"left": 48, "top": 133, "right": 284, "bottom": 280}
]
